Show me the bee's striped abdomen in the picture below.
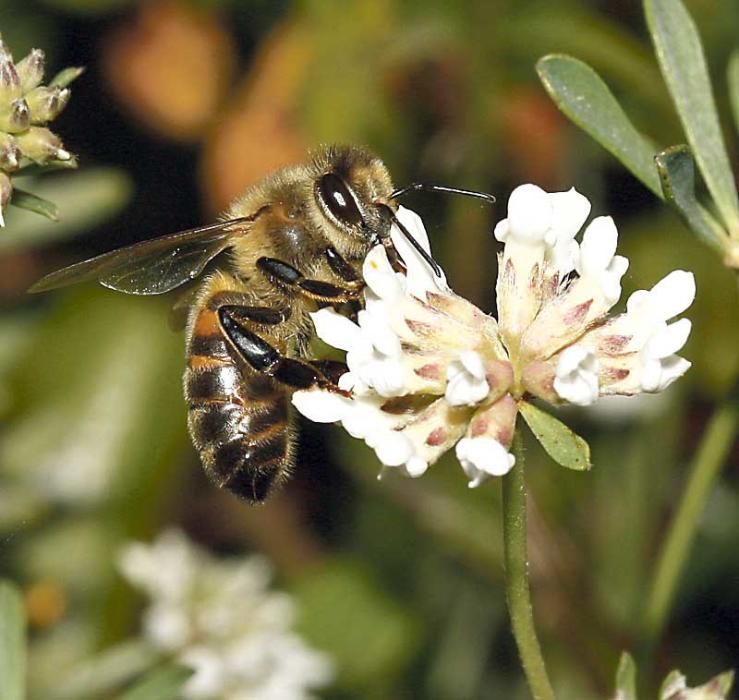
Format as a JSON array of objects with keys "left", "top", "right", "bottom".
[{"left": 184, "top": 305, "right": 293, "bottom": 503}]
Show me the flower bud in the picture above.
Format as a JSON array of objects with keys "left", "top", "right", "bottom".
[
  {"left": 0, "top": 48, "right": 21, "bottom": 102},
  {"left": 0, "top": 132, "right": 20, "bottom": 171},
  {"left": 0, "top": 171, "right": 12, "bottom": 226},
  {"left": 26, "top": 86, "right": 70, "bottom": 123},
  {"left": 0, "top": 98, "right": 30, "bottom": 132},
  {"left": 15, "top": 48, "right": 45, "bottom": 92},
  {"left": 14, "top": 126, "right": 70, "bottom": 163}
]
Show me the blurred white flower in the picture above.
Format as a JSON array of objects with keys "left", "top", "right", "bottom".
[
  {"left": 118, "top": 530, "right": 333, "bottom": 700},
  {"left": 293, "top": 188, "right": 694, "bottom": 487}
]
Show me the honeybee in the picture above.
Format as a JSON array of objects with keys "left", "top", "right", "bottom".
[{"left": 31, "top": 145, "right": 443, "bottom": 502}]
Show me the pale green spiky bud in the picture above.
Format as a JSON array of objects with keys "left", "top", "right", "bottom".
[
  {"left": 0, "top": 98, "right": 30, "bottom": 133},
  {"left": 14, "top": 126, "right": 70, "bottom": 163},
  {"left": 0, "top": 132, "right": 20, "bottom": 171},
  {"left": 0, "top": 45, "right": 21, "bottom": 103},
  {"left": 15, "top": 48, "right": 45, "bottom": 92},
  {"left": 26, "top": 85, "right": 70, "bottom": 124}
]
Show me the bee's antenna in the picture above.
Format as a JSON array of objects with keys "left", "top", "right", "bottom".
[
  {"left": 391, "top": 183, "right": 496, "bottom": 204},
  {"left": 374, "top": 203, "right": 442, "bottom": 278}
]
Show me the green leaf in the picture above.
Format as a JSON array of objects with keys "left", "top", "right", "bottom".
[
  {"left": 613, "top": 652, "right": 637, "bottom": 700},
  {"left": 0, "top": 580, "right": 26, "bottom": 700},
  {"left": 518, "top": 401, "right": 591, "bottom": 471},
  {"left": 117, "top": 664, "right": 192, "bottom": 700},
  {"left": 655, "top": 145, "right": 727, "bottom": 253},
  {"left": 49, "top": 66, "right": 85, "bottom": 88},
  {"left": 729, "top": 51, "right": 739, "bottom": 135},
  {"left": 537, "top": 54, "right": 662, "bottom": 197},
  {"left": 645, "top": 0, "right": 739, "bottom": 234},
  {"left": 0, "top": 168, "right": 132, "bottom": 252},
  {"left": 10, "top": 187, "right": 59, "bottom": 221}
]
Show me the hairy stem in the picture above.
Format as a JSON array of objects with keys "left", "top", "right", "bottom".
[
  {"left": 644, "top": 397, "right": 739, "bottom": 641},
  {"left": 503, "top": 433, "right": 557, "bottom": 700}
]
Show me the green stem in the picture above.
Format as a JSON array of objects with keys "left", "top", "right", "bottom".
[
  {"left": 503, "top": 433, "right": 557, "bottom": 700},
  {"left": 644, "top": 398, "right": 739, "bottom": 641}
]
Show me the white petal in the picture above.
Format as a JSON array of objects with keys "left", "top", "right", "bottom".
[
  {"left": 578, "top": 216, "right": 618, "bottom": 276},
  {"left": 362, "top": 246, "right": 402, "bottom": 300},
  {"left": 357, "top": 309, "right": 401, "bottom": 357},
  {"left": 291, "top": 390, "right": 349, "bottom": 423},
  {"left": 553, "top": 345, "right": 599, "bottom": 406},
  {"left": 445, "top": 352, "right": 490, "bottom": 407},
  {"left": 456, "top": 436, "right": 516, "bottom": 487},
  {"left": 644, "top": 318, "right": 692, "bottom": 359},
  {"left": 405, "top": 456, "right": 429, "bottom": 477},
  {"left": 506, "top": 184, "right": 553, "bottom": 244},
  {"left": 641, "top": 355, "right": 691, "bottom": 392},
  {"left": 493, "top": 219, "right": 510, "bottom": 242},
  {"left": 648, "top": 270, "right": 696, "bottom": 320},
  {"left": 390, "top": 205, "right": 448, "bottom": 295},
  {"left": 548, "top": 188, "right": 591, "bottom": 242},
  {"left": 310, "top": 309, "right": 362, "bottom": 351},
  {"left": 374, "top": 432, "right": 414, "bottom": 467}
]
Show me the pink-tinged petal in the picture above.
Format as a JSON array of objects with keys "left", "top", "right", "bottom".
[{"left": 310, "top": 309, "right": 362, "bottom": 351}]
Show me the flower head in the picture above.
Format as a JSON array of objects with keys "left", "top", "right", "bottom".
[
  {"left": 0, "top": 38, "right": 81, "bottom": 225},
  {"left": 118, "top": 530, "right": 333, "bottom": 700},
  {"left": 294, "top": 186, "right": 694, "bottom": 487}
]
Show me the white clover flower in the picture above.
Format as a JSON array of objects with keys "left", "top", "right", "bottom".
[
  {"left": 293, "top": 189, "right": 694, "bottom": 486},
  {"left": 118, "top": 530, "right": 333, "bottom": 700}
]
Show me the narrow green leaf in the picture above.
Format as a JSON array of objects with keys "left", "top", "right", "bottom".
[
  {"left": 655, "top": 145, "right": 726, "bottom": 253},
  {"left": 0, "top": 580, "right": 26, "bottom": 700},
  {"left": 645, "top": 0, "right": 739, "bottom": 234},
  {"left": 49, "top": 66, "right": 85, "bottom": 88},
  {"left": 10, "top": 187, "right": 59, "bottom": 221},
  {"left": 613, "top": 652, "right": 637, "bottom": 700},
  {"left": 117, "top": 664, "right": 192, "bottom": 700},
  {"left": 729, "top": 51, "right": 739, "bottom": 135},
  {"left": 0, "top": 168, "right": 132, "bottom": 252},
  {"left": 518, "top": 401, "right": 591, "bottom": 471},
  {"left": 537, "top": 54, "right": 662, "bottom": 197}
]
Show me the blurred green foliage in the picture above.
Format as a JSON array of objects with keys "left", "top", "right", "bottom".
[{"left": 0, "top": 1, "right": 737, "bottom": 699}]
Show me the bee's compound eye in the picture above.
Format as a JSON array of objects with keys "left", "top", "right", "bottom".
[{"left": 318, "top": 173, "right": 363, "bottom": 226}]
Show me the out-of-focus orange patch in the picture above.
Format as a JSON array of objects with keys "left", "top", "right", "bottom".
[
  {"left": 200, "top": 22, "right": 311, "bottom": 214},
  {"left": 25, "top": 580, "right": 67, "bottom": 629},
  {"left": 497, "top": 88, "right": 568, "bottom": 188},
  {"left": 102, "top": 0, "right": 235, "bottom": 142}
]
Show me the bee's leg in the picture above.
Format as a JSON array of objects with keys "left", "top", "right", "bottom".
[
  {"left": 218, "top": 306, "right": 349, "bottom": 394},
  {"left": 256, "top": 257, "right": 362, "bottom": 304}
]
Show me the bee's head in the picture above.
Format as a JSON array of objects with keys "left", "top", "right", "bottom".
[{"left": 312, "top": 145, "right": 395, "bottom": 252}]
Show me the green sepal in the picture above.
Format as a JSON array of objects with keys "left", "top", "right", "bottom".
[{"left": 518, "top": 401, "right": 591, "bottom": 471}]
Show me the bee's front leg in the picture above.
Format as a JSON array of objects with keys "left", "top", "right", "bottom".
[
  {"left": 256, "top": 256, "right": 363, "bottom": 304},
  {"left": 218, "top": 306, "right": 349, "bottom": 395}
]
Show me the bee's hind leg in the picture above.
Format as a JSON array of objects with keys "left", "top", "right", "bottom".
[{"left": 218, "top": 306, "right": 349, "bottom": 395}]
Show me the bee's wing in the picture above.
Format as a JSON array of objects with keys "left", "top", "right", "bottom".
[{"left": 29, "top": 217, "right": 253, "bottom": 295}]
